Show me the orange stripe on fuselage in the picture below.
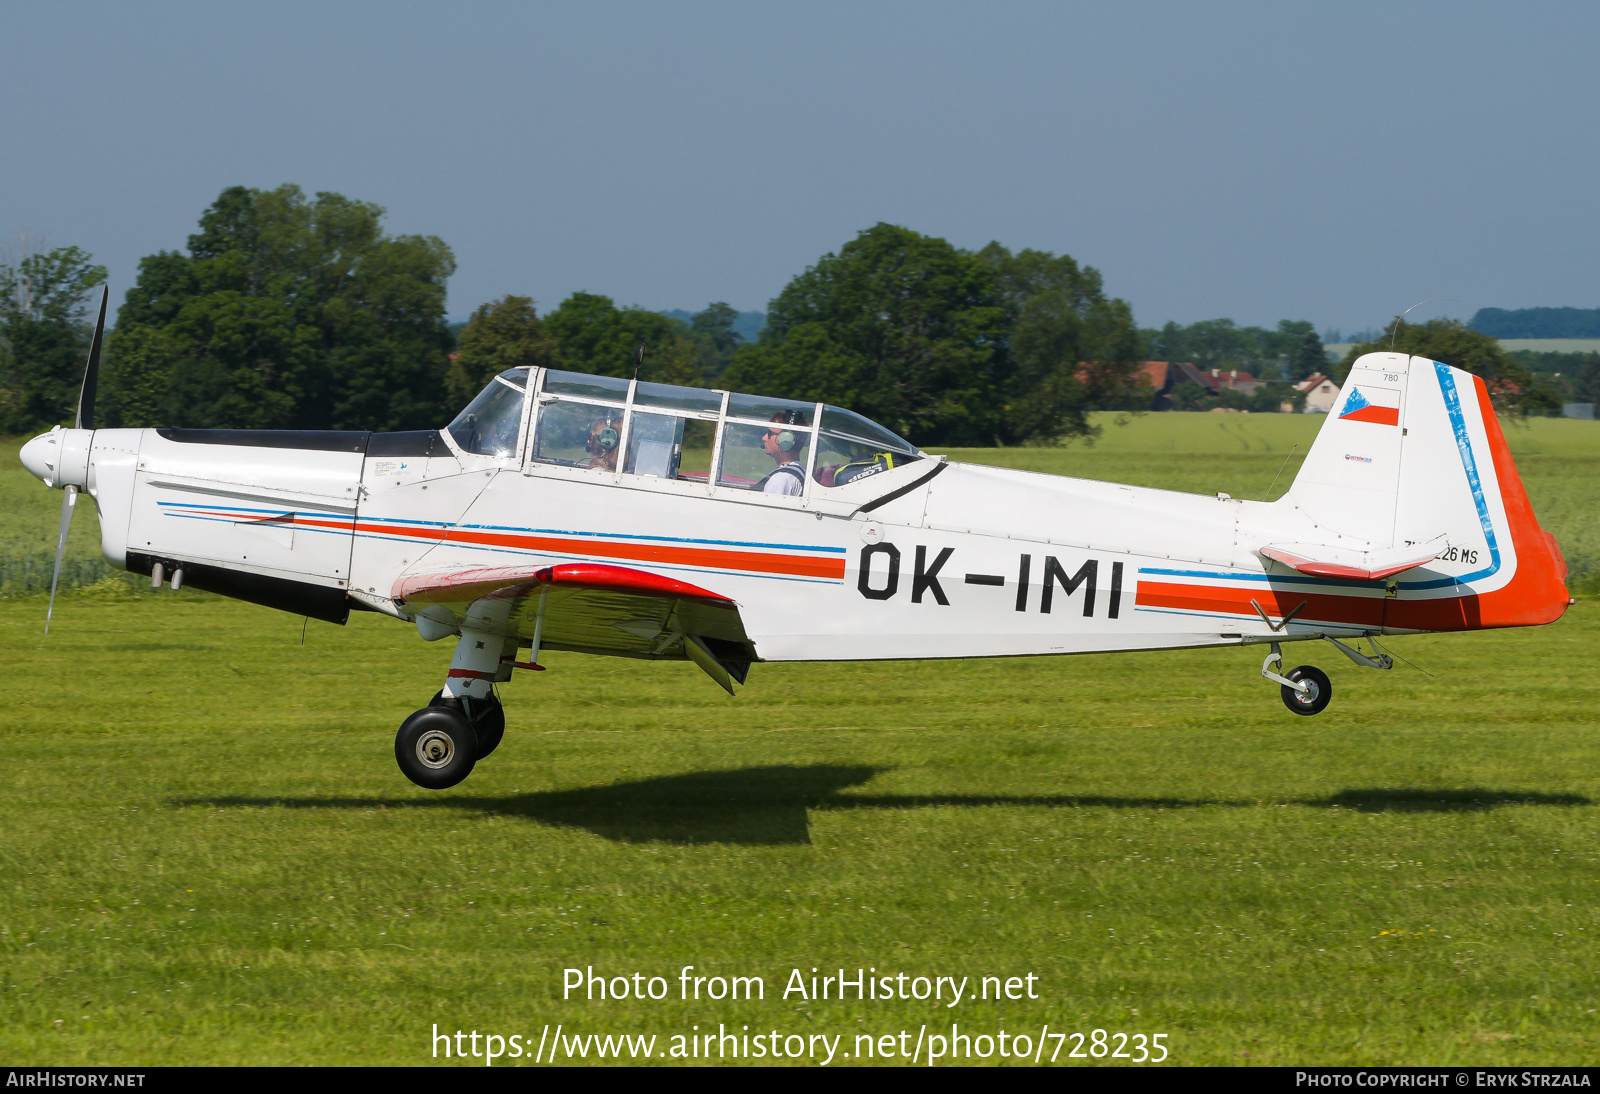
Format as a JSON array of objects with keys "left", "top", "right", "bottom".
[
  {"left": 1135, "top": 580, "right": 1385, "bottom": 628},
  {"left": 312, "top": 516, "right": 847, "bottom": 581}
]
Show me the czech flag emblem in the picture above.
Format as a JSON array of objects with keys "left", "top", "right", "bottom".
[{"left": 1338, "top": 385, "right": 1400, "bottom": 426}]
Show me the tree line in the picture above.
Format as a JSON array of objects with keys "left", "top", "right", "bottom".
[
  {"left": 1142, "top": 318, "right": 1327, "bottom": 382},
  {"left": 1470, "top": 306, "right": 1600, "bottom": 340},
  {"left": 1505, "top": 347, "right": 1600, "bottom": 406},
  {"left": 0, "top": 184, "right": 1568, "bottom": 444}
]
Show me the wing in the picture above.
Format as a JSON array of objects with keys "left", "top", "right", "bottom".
[{"left": 392, "top": 562, "right": 755, "bottom": 693}]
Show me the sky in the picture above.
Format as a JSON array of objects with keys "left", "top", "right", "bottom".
[{"left": 2, "top": 1, "right": 1597, "bottom": 333}]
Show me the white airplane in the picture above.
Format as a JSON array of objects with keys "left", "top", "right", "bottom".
[{"left": 21, "top": 290, "right": 1571, "bottom": 788}]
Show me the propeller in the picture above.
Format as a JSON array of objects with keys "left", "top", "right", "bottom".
[
  {"left": 45, "top": 285, "right": 109, "bottom": 635},
  {"left": 77, "top": 285, "right": 105, "bottom": 431}
]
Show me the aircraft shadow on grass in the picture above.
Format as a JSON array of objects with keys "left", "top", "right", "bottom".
[
  {"left": 1308, "top": 788, "right": 1589, "bottom": 813},
  {"left": 182, "top": 766, "right": 1590, "bottom": 846}
]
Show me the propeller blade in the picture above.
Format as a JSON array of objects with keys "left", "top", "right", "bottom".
[
  {"left": 45, "top": 485, "right": 78, "bottom": 635},
  {"left": 76, "top": 285, "right": 108, "bottom": 430}
]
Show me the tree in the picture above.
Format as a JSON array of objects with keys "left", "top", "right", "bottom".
[
  {"left": 100, "top": 325, "right": 179, "bottom": 428},
  {"left": 979, "top": 243, "right": 1144, "bottom": 441},
  {"left": 1574, "top": 353, "right": 1600, "bottom": 404},
  {"left": 1276, "top": 320, "right": 1327, "bottom": 382},
  {"left": 0, "top": 244, "right": 107, "bottom": 432},
  {"left": 107, "top": 185, "right": 456, "bottom": 430},
  {"left": 1168, "top": 379, "right": 1208, "bottom": 412},
  {"left": 687, "top": 301, "right": 744, "bottom": 380},
  {"left": 543, "top": 292, "right": 702, "bottom": 386},
  {"left": 724, "top": 224, "right": 1008, "bottom": 445},
  {"left": 1337, "top": 318, "right": 1561, "bottom": 416},
  {"left": 448, "top": 295, "right": 560, "bottom": 408},
  {"left": 1180, "top": 319, "right": 1252, "bottom": 373}
]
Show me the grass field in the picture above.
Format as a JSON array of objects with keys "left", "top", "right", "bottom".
[{"left": 2, "top": 414, "right": 1598, "bottom": 1066}]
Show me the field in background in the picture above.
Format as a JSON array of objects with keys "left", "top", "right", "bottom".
[{"left": 2, "top": 414, "right": 1597, "bottom": 1066}]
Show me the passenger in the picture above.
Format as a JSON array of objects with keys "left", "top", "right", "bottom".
[
  {"left": 757, "top": 411, "right": 806, "bottom": 495},
  {"left": 584, "top": 415, "right": 621, "bottom": 472}
]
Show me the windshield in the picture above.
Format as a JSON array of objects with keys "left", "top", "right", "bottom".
[
  {"left": 809, "top": 404, "right": 918, "bottom": 488},
  {"left": 447, "top": 368, "right": 528, "bottom": 457},
  {"left": 819, "top": 405, "right": 916, "bottom": 453}
]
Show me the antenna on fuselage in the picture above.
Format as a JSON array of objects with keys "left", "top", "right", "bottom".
[
  {"left": 633, "top": 342, "right": 646, "bottom": 382},
  {"left": 1263, "top": 443, "right": 1298, "bottom": 502}
]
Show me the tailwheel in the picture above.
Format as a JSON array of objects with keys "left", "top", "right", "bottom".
[
  {"left": 1280, "top": 665, "right": 1333, "bottom": 716},
  {"left": 430, "top": 690, "right": 506, "bottom": 758},
  {"left": 395, "top": 705, "right": 479, "bottom": 789}
]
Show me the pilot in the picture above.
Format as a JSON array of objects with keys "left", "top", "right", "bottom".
[
  {"left": 584, "top": 415, "right": 621, "bottom": 472},
  {"left": 758, "top": 411, "right": 806, "bottom": 495}
]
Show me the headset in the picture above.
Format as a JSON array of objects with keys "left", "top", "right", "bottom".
[
  {"left": 768, "top": 410, "right": 802, "bottom": 453},
  {"left": 586, "top": 419, "right": 620, "bottom": 454}
]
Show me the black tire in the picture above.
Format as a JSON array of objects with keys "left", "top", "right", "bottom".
[
  {"left": 395, "top": 705, "right": 478, "bottom": 789},
  {"left": 1280, "top": 665, "right": 1333, "bottom": 716},
  {"left": 464, "top": 695, "right": 505, "bottom": 758},
  {"left": 429, "top": 690, "right": 506, "bottom": 758}
]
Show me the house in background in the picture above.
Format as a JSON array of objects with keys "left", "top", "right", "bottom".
[
  {"left": 1207, "top": 367, "right": 1260, "bottom": 395},
  {"left": 1138, "top": 361, "right": 1241, "bottom": 408},
  {"left": 1295, "top": 372, "right": 1340, "bottom": 413},
  {"left": 1137, "top": 361, "right": 1176, "bottom": 406}
]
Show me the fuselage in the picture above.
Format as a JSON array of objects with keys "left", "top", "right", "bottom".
[{"left": 19, "top": 354, "right": 1569, "bottom": 667}]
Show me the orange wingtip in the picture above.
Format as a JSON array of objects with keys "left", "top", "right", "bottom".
[{"left": 532, "top": 562, "right": 734, "bottom": 605}]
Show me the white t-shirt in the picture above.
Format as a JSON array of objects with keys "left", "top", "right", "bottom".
[{"left": 762, "top": 463, "right": 804, "bottom": 495}]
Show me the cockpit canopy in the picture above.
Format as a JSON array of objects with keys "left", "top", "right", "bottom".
[{"left": 446, "top": 367, "right": 921, "bottom": 493}]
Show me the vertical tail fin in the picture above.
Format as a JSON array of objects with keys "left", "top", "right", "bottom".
[
  {"left": 1283, "top": 351, "right": 1411, "bottom": 549},
  {"left": 1285, "top": 351, "right": 1568, "bottom": 630}
]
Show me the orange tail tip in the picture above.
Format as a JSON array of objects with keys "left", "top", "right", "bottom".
[
  {"left": 1544, "top": 531, "right": 1568, "bottom": 583},
  {"left": 1471, "top": 376, "right": 1569, "bottom": 628}
]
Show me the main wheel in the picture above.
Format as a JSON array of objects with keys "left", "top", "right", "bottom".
[
  {"left": 429, "top": 690, "right": 506, "bottom": 758},
  {"left": 1280, "top": 665, "right": 1332, "bottom": 716},
  {"left": 395, "top": 705, "right": 479, "bottom": 789}
]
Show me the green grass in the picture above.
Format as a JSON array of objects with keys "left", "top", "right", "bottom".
[{"left": 2, "top": 415, "right": 1599, "bottom": 1066}]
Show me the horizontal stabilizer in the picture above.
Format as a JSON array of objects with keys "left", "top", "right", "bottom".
[{"left": 1259, "top": 535, "right": 1447, "bottom": 582}]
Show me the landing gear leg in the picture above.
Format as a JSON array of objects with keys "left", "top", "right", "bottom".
[
  {"left": 393, "top": 628, "right": 511, "bottom": 789},
  {"left": 429, "top": 689, "right": 506, "bottom": 757}
]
